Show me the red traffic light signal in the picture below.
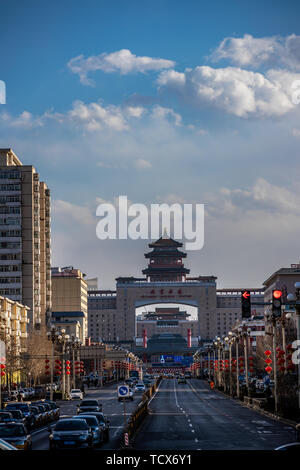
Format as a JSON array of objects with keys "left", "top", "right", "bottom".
[
  {"left": 242, "top": 291, "right": 250, "bottom": 299},
  {"left": 273, "top": 290, "right": 282, "bottom": 299},
  {"left": 241, "top": 290, "right": 251, "bottom": 318}
]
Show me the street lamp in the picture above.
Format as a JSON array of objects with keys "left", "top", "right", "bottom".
[
  {"left": 46, "top": 325, "right": 61, "bottom": 401},
  {"left": 237, "top": 322, "right": 251, "bottom": 394}
]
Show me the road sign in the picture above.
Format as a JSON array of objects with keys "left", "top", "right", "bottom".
[{"left": 118, "top": 385, "right": 129, "bottom": 398}]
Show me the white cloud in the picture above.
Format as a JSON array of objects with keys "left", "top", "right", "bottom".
[
  {"left": 67, "top": 49, "right": 175, "bottom": 85},
  {"left": 211, "top": 33, "right": 300, "bottom": 70},
  {"left": 135, "top": 158, "right": 152, "bottom": 170},
  {"left": 150, "top": 105, "right": 182, "bottom": 126},
  {"left": 0, "top": 110, "right": 44, "bottom": 129},
  {"left": 52, "top": 200, "right": 95, "bottom": 226},
  {"left": 206, "top": 178, "right": 300, "bottom": 218},
  {"left": 157, "top": 66, "right": 299, "bottom": 117}
]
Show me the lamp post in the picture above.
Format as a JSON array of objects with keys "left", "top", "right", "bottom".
[
  {"left": 69, "top": 335, "right": 81, "bottom": 390},
  {"left": 237, "top": 322, "right": 251, "bottom": 395},
  {"left": 56, "top": 329, "right": 69, "bottom": 399},
  {"left": 225, "top": 332, "right": 234, "bottom": 396},
  {"left": 46, "top": 325, "right": 60, "bottom": 401}
]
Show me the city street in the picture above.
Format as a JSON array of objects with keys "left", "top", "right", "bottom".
[
  {"left": 134, "top": 379, "right": 296, "bottom": 450},
  {"left": 31, "top": 383, "right": 138, "bottom": 450}
]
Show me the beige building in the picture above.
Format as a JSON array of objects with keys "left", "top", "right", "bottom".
[
  {"left": 0, "top": 148, "right": 51, "bottom": 329},
  {"left": 51, "top": 266, "right": 88, "bottom": 343},
  {"left": 0, "top": 296, "right": 30, "bottom": 358},
  {"left": 88, "top": 236, "right": 264, "bottom": 345}
]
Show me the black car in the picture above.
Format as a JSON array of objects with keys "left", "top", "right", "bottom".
[
  {"left": 4, "top": 409, "right": 26, "bottom": 426},
  {"left": 80, "top": 412, "right": 110, "bottom": 442},
  {"left": 29, "top": 405, "right": 43, "bottom": 428},
  {"left": 0, "top": 411, "right": 14, "bottom": 423},
  {"left": 45, "top": 400, "right": 60, "bottom": 420},
  {"left": 49, "top": 418, "right": 93, "bottom": 450},
  {"left": 0, "top": 423, "right": 32, "bottom": 450},
  {"left": 5, "top": 403, "right": 34, "bottom": 429},
  {"left": 77, "top": 399, "right": 102, "bottom": 414}
]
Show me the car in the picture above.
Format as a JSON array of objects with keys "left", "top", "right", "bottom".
[
  {"left": 45, "top": 400, "right": 60, "bottom": 420},
  {"left": 34, "top": 404, "right": 49, "bottom": 425},
  {"left": 29, "top": 406, "right": 43, "bottom": 428},
  {"left": 134, "top": 383, "right": 146, "bottom": 393},
  {"left": 72, "top": 414, "right": 103, "bottom": 447},
  {"left": 0, "top": 423, "right": 32, "bottom": 450},
  {"left": 178, "top": 377, "right": 187, "bottom": 384},
  {"left": 49, "top": 418, "right": 93, "bottom": 450},
  {"left": 80, "top": 412, "right": 110, "bottom": 442},
  {"left": 70, "top": 389, "right": 84, "bottom": 400},
  {"left": 77, "top": 399, "right": 102, "bottom": 414},
  {"left": 0, "top": 411, "right": 14, "bottom": 423},
  {"left": 5, "top": 403, "right": 35, "bottom": 429},
  {"left": 124, "top": 378, "right": 134, "bottom": 386},
  {"left": 3, "top": 409, "right": 26, "bottom": 426}
]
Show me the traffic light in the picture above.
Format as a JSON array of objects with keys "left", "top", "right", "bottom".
[
  {"left": 272, "top": 289, "right": 283, "bottom": 318},
  {"left": 241, "top": 290, "right": 251, "bottom": 318}
]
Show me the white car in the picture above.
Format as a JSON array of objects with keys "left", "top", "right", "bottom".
[
  {"left": 70, "top": 389, "right": 84, "bottom": 400},
  {"left": 134, "top": 383, "right": 146, "bottom": 393}
]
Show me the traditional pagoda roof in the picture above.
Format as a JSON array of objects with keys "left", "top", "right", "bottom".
[{"left": 148, "top": 233, "right": 183, "bottom": 248}]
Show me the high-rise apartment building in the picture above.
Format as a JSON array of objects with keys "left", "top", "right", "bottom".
[
  {"left": 51, "top": 266, "right": 88, "bottom": 343},
  {"left": 0, "top": 148, "right": 51, "bottom": 328}
]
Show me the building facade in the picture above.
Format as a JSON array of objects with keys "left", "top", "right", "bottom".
[
  {"left": 0, "top": 148, "right": 51, "bottom": 328},
  {"left": 88, "top": 235, "right": 264, "bottom": 345},
  {"left": 51, "top": 266, "right": 88, "bottom": 343}
]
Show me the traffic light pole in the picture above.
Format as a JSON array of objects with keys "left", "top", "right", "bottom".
[{"left": 272, "top": 319, "right": 278, "bottom": 413}]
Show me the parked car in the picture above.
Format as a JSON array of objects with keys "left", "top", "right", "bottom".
[
  {"left": 5, "top": 403, "right": 34, "bottom": 430},
  {"left": 80, "top": 412, "right": 110, "bottom": 442},
  {"left": 0, "top": 423, "right": 32, "bottom": 450},
  {"left": 0, "top": 411, "right": 14, "bottom": 423},
  {"left": 77, "top": 399, "right": 102, "bottom": 414},
  {"left": 49, "top": 418, "right": 93, "bottom": 450},
  {"left": 45, "top": 401, "right": 60, "bottom": 420},
  {"left": 70, "top": 389, "right": 84, "bottom": 400},
  {"left": 72, "top": 414, "right": 103, "bottom": 447},
  {"left": 29, "top": 406, "right": 43, "bottom": 428},
  {"left": 4, "top": 409, "right": 26, "bottom": 426}
]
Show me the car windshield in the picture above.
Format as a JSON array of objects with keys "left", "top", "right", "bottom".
[
  {"left": 71, "top": 390, "right": 81, "bottom": 393},
  {"left": 0, "top": 424, "right": 25, "bottom": 437},
  {"left": 74, "top": 416, "right": 97, "bottom": 426},
  {"left": 55, "top": 420, "right": 88, "bottom": 431},
  {"left": 80, "top": 401, "right": 98, "bottom": 406},
  {"left": 8, "top": 410, "right": 22, "bottom": 418}
]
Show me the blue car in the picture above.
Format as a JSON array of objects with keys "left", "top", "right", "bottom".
[{"left": 72, "top": 415, "right": 103, "bottom": 447}]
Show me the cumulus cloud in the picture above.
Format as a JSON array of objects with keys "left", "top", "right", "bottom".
[
  {"left": 0, "top": 110, "right": 44, "bottom": 129},
  {"left": 67, "top": 49, "right": 175, "bottom": 85},
  {"left": 157, "top": 66, "right": 299, "bottom": 117},
  {"left": 150, "top": 105, "right": 182, "bottom": 126},
  {"left": 211, "top": 33, "right": 300, "bottom": 70},
  {"left": 205, "top": 177, "right": 300, "bottom": 219},
  {"left": 52, "top": 200, "right": 95, "bottom": 226}
]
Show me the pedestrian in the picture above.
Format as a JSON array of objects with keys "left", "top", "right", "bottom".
[
  {"left": 17, "top": 391, "right": 22, "bottom": 402},
  {"left": 210, "top": 380, "right": 214, "bottom": 390}
]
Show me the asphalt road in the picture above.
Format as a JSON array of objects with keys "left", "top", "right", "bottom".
[
  {"left": 31, "top": 383, "right": 139, "bottom": 450},
  {"left": 133, "top": 379, "right": 296, "bottom": 450}
]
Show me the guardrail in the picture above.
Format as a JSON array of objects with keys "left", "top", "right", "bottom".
[{"left": 121, "top": 377, "right": 162, "bottom": 448}]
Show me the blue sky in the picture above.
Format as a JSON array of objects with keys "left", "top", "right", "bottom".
[{"left": 1, "top": 1, "right": 300, "bottom": 288}]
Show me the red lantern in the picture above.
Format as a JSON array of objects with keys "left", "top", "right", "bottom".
[
  {"left": 265, "top": 366, "right": 272, "bottom": 373},
  {"left": 264, "top": 350, "right": 272, "bottom": 357}
]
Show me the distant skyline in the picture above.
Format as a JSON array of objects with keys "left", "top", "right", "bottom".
[{"left": 1, "top": 1, "right": 300, "bottom": 289}]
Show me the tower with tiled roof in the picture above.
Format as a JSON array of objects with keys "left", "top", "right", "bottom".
[{"left": 142, "top": 232, "right": 190, "bottom": 282}]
